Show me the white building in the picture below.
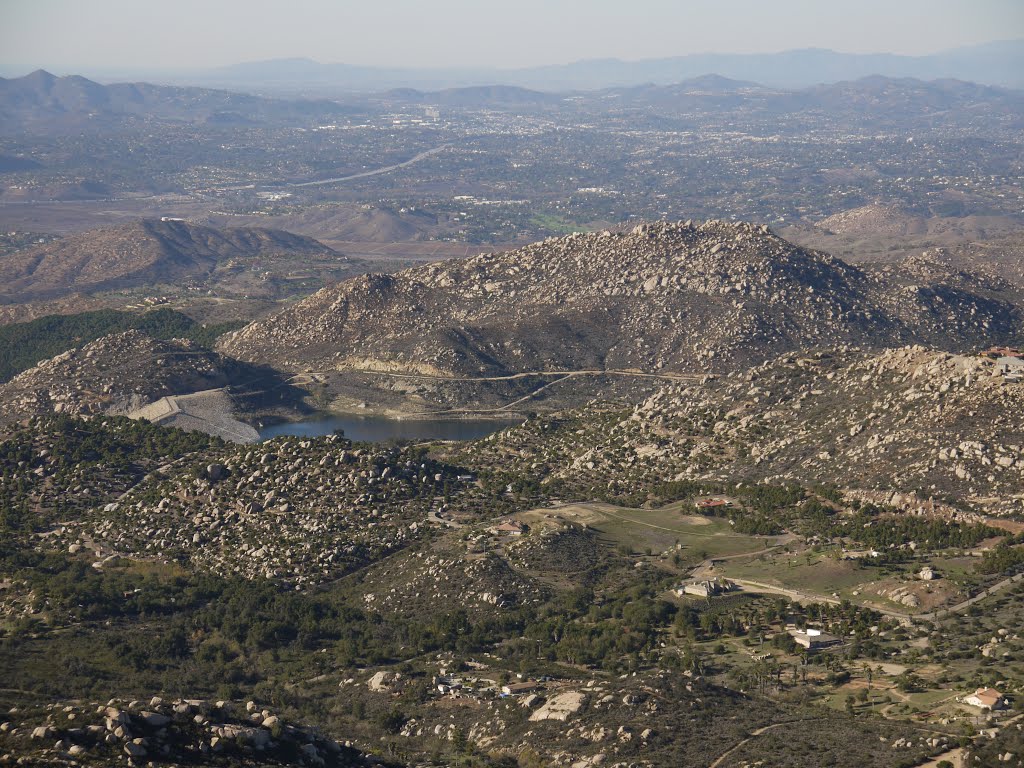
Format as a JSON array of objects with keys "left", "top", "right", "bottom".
[
  {"left": 789, "top": 627, "right": 842, "bottom": 650},
  {"left": 963, "top": 687, "right": 1006, "bottom": 710},
  {"left": 677, "top": 578, "right": 734, "bottom": 598}
]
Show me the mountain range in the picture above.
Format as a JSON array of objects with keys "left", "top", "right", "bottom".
[
  {"left": 0, "top": 219, "right": 340, "bottom": 302},
  {"left": 0, "top": 69, "right": 356, "bottom": 132},
  {"left": 138, "top": 40, "right": 1024, "bottom": 94},
  {"left": 600, "top": 74, "right": 1024, "bottom": 113},
  {"left": 2, "top": 69, "right": 1020, "bottom": 139}
]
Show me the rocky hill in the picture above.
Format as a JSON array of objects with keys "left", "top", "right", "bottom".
[
  {"left": 590, "top": 75, "right": 1024, "bottom": 128},
  {"left": 815, "top": 203, "right": 929, "bottom": 238},
  {"left": 0, "top": 218, "right": 341, "bottom": 302},
  {"left": 0, "top": 382, "right": 994, "bottom": 768},
  {"left": 0, "top": 69, "right": 357, "bottom": 133},
  {"left": 0, "top": 331, "right": 229, "bottom": 422},
  {"left": 57, "top": 436, "right": 454, "bottom": 588},
  {"left": 460, "top": 346, "right": 1024, "bottom": 517},
  {"left": 333, "top": 663, "right": 935, "bottom": 768},
  {"left": 0, "top": 696, "right": 370, "bottom": 766},
  {"left": 793, "top": 75, "right": 1024, "bottom": 121},
  {"left": 782, "top": 212, "right": 1024, "bottom": 283},
  {"left": 219, "top": 220, "right": 1023, "bottom": 379}
]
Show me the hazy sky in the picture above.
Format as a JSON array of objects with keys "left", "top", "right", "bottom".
[{"left": 1, "top": 0, "right": 1022, "bottom": 74}]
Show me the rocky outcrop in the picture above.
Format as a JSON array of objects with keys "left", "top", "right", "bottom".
[
  {"left": 0, "top": 330, "right": 229, "bottom": 423},
  {"left": 463, "top": 346, "right": 1024, "bottom": 515},
  {"left": 48, "top": 436, "right": 461, "bottom": 588},
  {"left": 529, "top": 691, "right": 588, "bottom": 722},
  {"left": 219, "top": 219, "right": 1022, "bottom": 378},
  {"left": 0, "top": 696, "right": 370, "bottom": 766}
]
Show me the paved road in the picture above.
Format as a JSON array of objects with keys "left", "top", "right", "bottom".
[
  {"left": 112, "top": 364, "right": 706, "bottom": 429},
  {"left": 316, "top": 367, "right": 706, "bottom": 384},
  {"left": 281, "top": 367, "right": 708, "bottom": 416},
  {"left": 0, "top": 146, "right": 448, "bottom": 205},
  {"left": 285, "top": 145, "right": 449, "bottom": 188}
]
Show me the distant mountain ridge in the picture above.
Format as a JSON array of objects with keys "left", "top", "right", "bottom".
[
  {"left": 3, "top": 69, "right": 1020, "bottom": 129},
  {"left": 153, "top": 40, "right": 1024, "bottom": 93},
  {"left": 370, "top": 75, "right": 1024, "bottom": 124},
  {"left": 794, "top": 75, "right": 1024, "bottom": 113},
  {"left": 0, "top": 219, "right": 339, "bottom": 301},
  {"left": 0, "top": 69, "right": 357, "bottom": 132},
  {"left": 381, "top": 84, "right": 562, "bottom": 106},
  {"left": 593, "top": 75, "right": 1024, "bottom": 130}
]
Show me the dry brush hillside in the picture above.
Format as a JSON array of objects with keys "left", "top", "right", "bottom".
[
  {"left": 219, "top": 220, "right": 1022, "bottom": 380},
  {"left": 0, "top": 218, "right": 341, "bottom": 302},
  {"left": 461, "top": 347, "right": 1024, "bottom": 516}
]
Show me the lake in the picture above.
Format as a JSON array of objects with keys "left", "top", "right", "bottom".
[{"left": 258, "top": 413, "right": 521, "bottom": 443}]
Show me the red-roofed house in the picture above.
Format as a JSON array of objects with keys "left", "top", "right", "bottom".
[
  {"left": 696, "top": 498, "right": 732, "bottom": 510},
  {"left": 492, "top": 520, "right": 527, "bottom": 536},
  {"left": 963, "top": 687, "right": 1006, "bottom": 710}
]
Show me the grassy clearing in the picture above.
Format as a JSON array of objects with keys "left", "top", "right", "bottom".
[
  {"left": 524, "top": 502, "right": 779, "bottom": 559},
  {"left": 528, "top": 213, "right": 584, "bottom": 234},
  {"left": 926, "top": 554, "right": 983, "bottom": 584},
  {"left": 720, "top": 551, "right": 882, "bottom": 593},
  {"left": 904, "top": 689, "right": 961, "bottom": 709}
]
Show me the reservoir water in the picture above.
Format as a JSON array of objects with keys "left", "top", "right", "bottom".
[{"left": 258, "top": 413, "right": 520, "bottom": 443}]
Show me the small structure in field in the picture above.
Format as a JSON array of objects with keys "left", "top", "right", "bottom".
[
  {"left": 695, "top": 497, "right": 732, "bottom": 511},
  {"left": 788, "top": 627, "right": 843, "bottom": 651},
  {"left": 676, "top": 578, "right": 735, "bottom": 598}
]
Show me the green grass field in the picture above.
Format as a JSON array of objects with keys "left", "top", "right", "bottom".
[
  {"left": 720, "top": 551, "right": 883, "bottom": 594},
  {"left": 534, "top": 502, "right": 784, "bottom": 559},
  {"left": 529, "top": 213, "right": 582, "bottom": 234}
]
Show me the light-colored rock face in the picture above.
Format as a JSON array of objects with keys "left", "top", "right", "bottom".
[
  {"left": 218, "top": 219, "right": 1021, "bottom": 378},
  {"left": 367, "top": 671, "right": 401, "bottom": 692},
  {"left": 128, "top": 389, "right": 259, "bottom": 444},
  {"left": 139, "top": 711, "right": 170, "bottom": 727},
  {"left": 0, "top": 330, "right": 228, "bottom": 423},
  {"left": 5, "top": 696, "right": 352, "bottom": 765},
  {"left": 529, "top": 691, "right": 587, "bottom": 722}
]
